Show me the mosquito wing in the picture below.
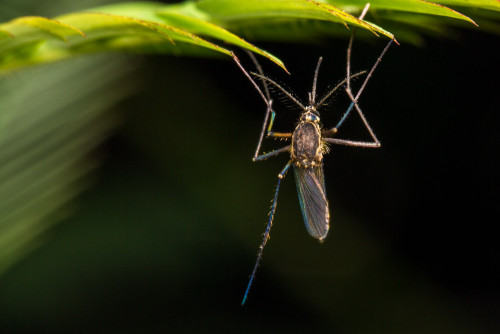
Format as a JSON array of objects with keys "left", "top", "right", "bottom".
[{"left": 293, "top": 166, "right": 330, "bottom": 241}]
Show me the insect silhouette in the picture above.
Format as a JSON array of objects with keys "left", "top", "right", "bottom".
[{"left": 234, "top": 17, "right": 394, "bottom": 305}]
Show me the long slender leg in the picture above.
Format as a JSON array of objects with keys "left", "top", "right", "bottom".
[
  {"left": 333, "top": 38, "right": 394, "bottom": 130},
  {"left": 242, "top": 161, "right": 292, "bottom": 305},
  {"left": 340, "top": 28, "right": 390, "bottom": 146},
  {"left": 233, "top": 54, "right": 277, "bottom": 160},
  {"left": 346, "top": 4, "right": 371, "bottom": 95},
  {"left": 234, "top": 53, "right": 293, "bottom": 160},
  {"left": 244, "top": 51, "right": 278, "bottom": 158},
  {"left": 344, "top": 89, "right": 380, "bottom": 146},
  {"left": 336, "top": 3, "right": 391, "bottom": 130},
  {"left": 233, "top": 53, "right": 270, "bottom": 109},
  {"left": 326, "top": 89, "right": 381, "bottom": 150},
  {"left": 246, "top": 50, "right": 271, "bottom": 101},
  {"left": 254, "top": 102, "right": 274, "bottom": 159},
  {"left": 322, "top": 4, "right": 393, "bottom": 147},
  {"left": 324, "top": 137, "right": 379, "bottom": 148},
  {"left": 253, "top": 144, "right": 291, "bottom": 162},
  {"left": 323, "top": 98, "right": 381, "bottom": 147},
  {"left": 325, "top": 22, "right": 382, "bottom": 149}
]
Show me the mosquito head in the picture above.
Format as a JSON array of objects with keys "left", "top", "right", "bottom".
[
  {"left": 300, "top": 110, "right": 320, "bottom": 123},
  {"left": 305, "top": 104, "right": 319, "bottom": 115}
]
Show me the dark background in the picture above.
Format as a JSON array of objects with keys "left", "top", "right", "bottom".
[{"left": 0, "top": 12, "right": 498, "bottom": 334}]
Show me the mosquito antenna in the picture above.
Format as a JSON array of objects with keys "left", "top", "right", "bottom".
[
  {"left": 315, "top": 70, "right": 366, "bottom": 109},
  {"left": 311, "top": 57, "right": 323, "bottom": 105},
  {"left": 252, "top": 72, "right": 307, "bottom": 110},
  {"left": 335, "top": 38, "right": 394, "bottom": 129}
]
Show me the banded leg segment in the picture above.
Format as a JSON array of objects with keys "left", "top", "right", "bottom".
[
  {"left": 242, "top": 161, "right": 292, "bottom": 305},
  {"left": 265, "top": 108, "right": 292, "bottom": 140}
]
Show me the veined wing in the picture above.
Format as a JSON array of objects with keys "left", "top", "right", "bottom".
[{"left": 293, "top": 166, "right": 330, "bottom": 241}]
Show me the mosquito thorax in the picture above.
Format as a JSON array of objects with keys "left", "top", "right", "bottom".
[{"left": 292, "top": 111, "right": 323, "bottom": 168}]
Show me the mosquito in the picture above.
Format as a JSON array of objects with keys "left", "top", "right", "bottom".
[{"left": 233, "top": 7, "right": 394, "bottom": 305}]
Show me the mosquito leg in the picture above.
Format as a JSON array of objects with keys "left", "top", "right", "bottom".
[
  {"left": 244, "top": 51, "right": 284, "bottom": 157},
  {"left": 324, "top": 137, "right": 380, "bottom": 148},
  {"left": 242, "top": 161, "right": 292, "bottom": 305},
  {"left": 253, "top": 101, "right": 274, "bottom": 158},
  {"left": 324, "top": 3, "right": 386, "bottom": 149},
  {"left": 345, "top": 88, "right": 380, "bottom": 146},
  {"left": 336, "top": 3, "right": 369, "bottom": 130},
  {"left": 335, "top": 38, "right": 394, "bottom": 130},
  {"left": 246, "top": 50, "right": 271, "bottom": 101},
  {"left": 264, "top": 109, "right": 293, "bottom": 139},
  {"left": 233, "top": 53, "right": 276, "bottom": 160},
  {"left": 346, "top": 4, "right": 371, "bottom": 94},
  {"left": 253, "top": 108, "right": 292, "bottom": 161},
  {"left": 233, "top": 53, "right": 271, "bottom": 109},
  {"left": 253, "top": 145, "right": 291, "bottom": 162},
  {"left": 334, "top": 2, "right": 393, "bottom": 132},
  {"left": 322, "top": 127, "right": 338, "bottom": 137},
  {"left": 322, "top": 37, "right": 393, "bottom": 139},
  {"left": 323, "top": 91, "right": 381, "bottom": 148},
  {"left": 324, "top": 91, "right": 381, "bottom": 148}
]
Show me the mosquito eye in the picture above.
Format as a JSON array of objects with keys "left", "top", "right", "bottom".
[{"left": 308, "top": 114, "right": 318, "bottom": 122}]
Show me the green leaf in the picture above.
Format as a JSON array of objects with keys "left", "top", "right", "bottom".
[
  {"left": 1, "top": 2, "right": 295, "bottom": 74},
  {"left": 60, "top": 12, "right": 232, "bottom": 54},
  {"left": 196, "top": 0, "right": 394, "bottom": 38},
  {"left": 2, "top": 0, "right": 499, "bottom": 73},
  {"left": 329, "top": 0, "right": 477, "bottom": 25},
  {"left": 436, "top": 0, "right": 500, "bottom": 12},
  {"left": 2, "top": 16, "right": 85, "bottom": 41},
  {"left": 0, "top": 9, "right": 238, "bottom": 74},
  {"left": 91, "top": 1, "right": 287, "bottom": 71}
]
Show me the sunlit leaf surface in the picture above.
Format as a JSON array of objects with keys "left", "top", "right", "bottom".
[{"left": 1, "top": 0, "right": 498, "bottom": 73}]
